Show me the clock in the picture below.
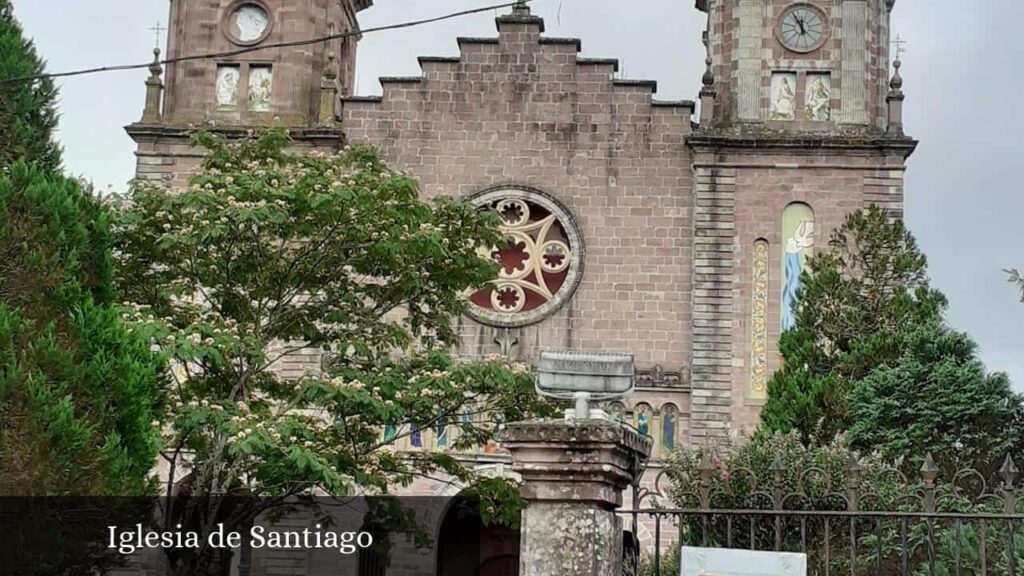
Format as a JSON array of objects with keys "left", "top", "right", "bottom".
[
  {"left": 777, "top": 4, "right": 828, "bottom": 53},
  {"left": 226, "top": 2, "right": 271, "bottom": 45}
]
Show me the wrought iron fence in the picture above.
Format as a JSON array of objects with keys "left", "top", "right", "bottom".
[{"left": 623, "top": 453, "right": 1023, "bottom": 576}]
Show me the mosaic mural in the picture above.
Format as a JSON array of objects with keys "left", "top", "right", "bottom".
[
  {"left": 215, "top": 65, "right": 240, "bottom": 108},
  {"left": 781, "top": 203, "right": 815, "bottom": 331},
  {"left": 770, "top": 72, "right": 797, "bottom": 121},
  {"left": 806, "top": 73, "right": 831, "bottom": 121},
  {"left": 750, "top": 239, "right": 769, "bottom": 399},
  {"left": 248, "top": 66, "right": 273, "bottom": 112}
]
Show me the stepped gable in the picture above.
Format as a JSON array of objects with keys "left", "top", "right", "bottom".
[{"left": 340, "top": 4, "right": 695, "bottom": 154}]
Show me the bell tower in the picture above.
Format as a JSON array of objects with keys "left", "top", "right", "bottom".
[
  {"left": 696, "top": 0, "right": 898, "bottom": 132},
  {"left": 686, "top": 0, "right": 915, "bottom": 443},
  {"left": 127, "top": 0, "right": 372, "bottom": 189}
]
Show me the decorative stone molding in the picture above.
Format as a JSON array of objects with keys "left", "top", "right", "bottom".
[
  {"left": 501, "top": 419, "right": 650, "bottom": 507},
  {"left": 635, "top": 364, "right": 689, "bottom": 389}
]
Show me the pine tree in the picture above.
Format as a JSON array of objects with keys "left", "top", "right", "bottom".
[
  {"left": 847, "top": 320, "right": 1024, "bottom": 477},
  {"left": 0, "top": 0, "right": 62, "bottom": 171},
  {"left": 759, "top": 206, "right": 948, "bottom": 444},
  {"left": 0, "top": 162, "right": 163, "bottom": 495}
]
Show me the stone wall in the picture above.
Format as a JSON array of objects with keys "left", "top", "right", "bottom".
[
  {"left": 686, "top": 135, "right": 914, "bottom": 437},
  {"left": 340, "top": 10, "right": 696, "bottom": 424}
]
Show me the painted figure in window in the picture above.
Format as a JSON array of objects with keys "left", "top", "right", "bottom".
[
  {"left": 410, "top": 424, "right": 422, "bottom": 448},
  {"left": 770, "top": 74, "right": 797, "bottom": 121},
  {"left": 805, "top": 74, "right": 831, "bottom": 121},
  {"left": 436, "top": 411, "right": 448, "bottom": 448},
  {"left": 215, "top": 66, "right": 240, "bottom": 108},
  {"left": 383, "top": 423, "right": 396, "bottom": 443},
  {"left": 661, "top": 405, "right": 677, "bottom": 454},
  {"left": 609, "top": 403, "right": 625, "bottom": 424},
  {"left": 636, "top": 404, "right": 651, "bottom": 437},
  {"left": 781, "top": 205, "right": 815, "bottom": 331},
  {"left": 248, "top": 67, "right": 273, "bottom": 112}
]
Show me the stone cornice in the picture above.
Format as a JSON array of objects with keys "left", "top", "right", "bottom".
[
  {"left": 686, "top": 130, "right": 918, "bottom": 158},
  {"left": 502, "top": 419, "right": 651, "bottom": 455},
  {"left": 125, "top": 123, "right": 346, "bottom": 145}
]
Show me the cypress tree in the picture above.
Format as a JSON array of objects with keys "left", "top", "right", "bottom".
[{"left": 0, "top": 0, "right": 62, "bottom": 171}]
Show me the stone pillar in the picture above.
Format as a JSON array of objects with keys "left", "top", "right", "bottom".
[
  {"left": 501, "top": 419, "right": 651, "bottom": 576},
  {"left": 318, "top": 54, "right": 339, "bottom": 126},
  {"left": 141, "top": 48, "right": 164, "bottom": 124},
  {"left": 886, "top": 59, "right": 905, "bottom": 136}
]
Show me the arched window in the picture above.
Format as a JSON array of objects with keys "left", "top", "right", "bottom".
[
  {"left": 661, "top": 404, "right": 678, "bottom": 455},
  {"left": 410, "top": 424, "right": 423, "bottom": 448},
  {"left": 781, "top": 202, "right": 815, "bottom": 331},
  {"left": 436, "top": 410, "right": 448, "bottom": 449},
  {"left": 608, "top": 402, "right": 625, "bottom": 424},
  {"left": 635, "top": 403, "right": 652, "bottom": 437}
]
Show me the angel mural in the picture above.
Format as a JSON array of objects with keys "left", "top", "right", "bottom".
[
  {"left": 771, "top": 73, "right": 797, "bottom": 121},
  {"left": 781, "top": 204, "right": 815, "bottom": 331}
]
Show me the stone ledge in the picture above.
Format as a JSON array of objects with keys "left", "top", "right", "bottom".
[
  {"left": 125, "top": 123, "right": 346, "bottom": 144},
  {"left": 687, "top": 131, "right": 919, "bottom": 156},
  {"left": 576, "top": 57, "right": 619, "bottom": 72}
]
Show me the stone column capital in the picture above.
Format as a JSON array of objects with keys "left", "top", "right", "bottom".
[{"left": 501, "top": 419, "right": 651, "bottom": 509}]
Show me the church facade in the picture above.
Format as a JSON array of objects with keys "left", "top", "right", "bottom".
[{"left": 128, "top": 0, "right": 915, "bottom": 460}]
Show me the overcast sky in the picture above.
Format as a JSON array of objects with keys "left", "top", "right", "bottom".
[{"left": 12, "top": 0, "right": 1023, "bottom": 390}]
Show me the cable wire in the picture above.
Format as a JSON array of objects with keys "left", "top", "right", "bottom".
[{"left": 0, "top": 0, "right": 534, "bottom": 86}]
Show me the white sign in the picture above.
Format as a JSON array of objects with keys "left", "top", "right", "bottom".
[{"left": 680, "top": 547, "right": 807, "bottom": 576}]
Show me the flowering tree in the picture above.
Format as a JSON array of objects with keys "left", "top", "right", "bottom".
[{"left": 114, "top": 131, "right": 549, "bottom": 574}]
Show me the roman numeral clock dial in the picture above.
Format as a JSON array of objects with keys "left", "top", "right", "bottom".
[{"left": 778, "top": 5, "right": 827, "bottom": 53}]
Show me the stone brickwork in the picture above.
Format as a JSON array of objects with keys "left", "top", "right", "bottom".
[
  {"left": 340, "top": 9, "right": 696, "bottom": 420},
  {"left": 686, "top": 135, "right": 915, "bottom": 437},
  {"left": 701, "top": 0, "right": 893, "bottom": 131},
  {"left": 129, "top": 1, "right": 917, "bottom": 451}
]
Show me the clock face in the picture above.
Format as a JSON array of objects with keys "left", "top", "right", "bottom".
[
  {"left": 779, "top": 5, "right": 827, "bottom": 52},
  {"left": 230, "top": 4, "right": 270, "bottom": 44}
]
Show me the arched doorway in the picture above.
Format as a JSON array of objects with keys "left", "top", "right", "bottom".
[{"left": 435, "top": 496, "right": 520, "bottom": 576}]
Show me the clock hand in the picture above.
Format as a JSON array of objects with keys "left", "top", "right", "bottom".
[{"left": 796, "top": 16, "right": 806, "bottom": 35}]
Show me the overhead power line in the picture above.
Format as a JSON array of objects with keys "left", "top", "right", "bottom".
[{"left": 0, "top": 0, "right": 535, "bottom": 86}]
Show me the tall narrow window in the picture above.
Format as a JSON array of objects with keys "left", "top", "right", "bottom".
[
  {"left": 410, "top": 424, "right": 422, "bottom": 448},
  {"left": 216, "top": 65, "right": 241, "bottom": 108},
  {"left": 609, "top": 402, "right": 625, "bottom": 424},
  {"left": 661, "top": 404, "right": 678, "bottom": 455},
  {"left": 248, "top": 65, "right": 273, "bottom": 111},
  {"left": 383, "top": 423, "right": 396, "bottom": 443},
  {"left": 436, "top": 411, "right": 448, "bottom": 448},
  {"left": 781, "top": 203, "right": 815, "bottom": 331},
  {"left": 635, "top": 403, "right": 652, "bottom": 437}
]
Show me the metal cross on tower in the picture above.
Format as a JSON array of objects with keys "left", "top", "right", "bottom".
[
  {"left": 892, "top": 34, "right": 908, "bottom": 61},
  {"left": 150, "top": 20, "right": 167, "bottom": 51}
]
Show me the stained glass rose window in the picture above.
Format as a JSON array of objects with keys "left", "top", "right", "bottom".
[{"left": 466, "top": 187, "right": 584, "bottom": 327}]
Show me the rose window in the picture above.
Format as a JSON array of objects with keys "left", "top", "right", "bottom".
[{"left": 466, "top": 188, "right": 583, "bottom": 327}]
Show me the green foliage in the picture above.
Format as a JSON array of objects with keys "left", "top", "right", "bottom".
[
  {"left": 0, "top": 162, "right": 163, "bottom": 495},
  {"left": 665, "top": 434, "right": 1024, "bottom": 575},
  {"left": 635, "top": 541, "right": 680, "bottom": 576},
  {"left": 760, "top": 206, "right": 947, "bottom": 444},
  {"left": 847, "top": 320, "right": 1024, "bottom": 477},
  {"left": 0, "top": 0, "right": 61, "bottom": 170},
  {"left": 113, "top": 131, "right": 551, "bottom": 574}
]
